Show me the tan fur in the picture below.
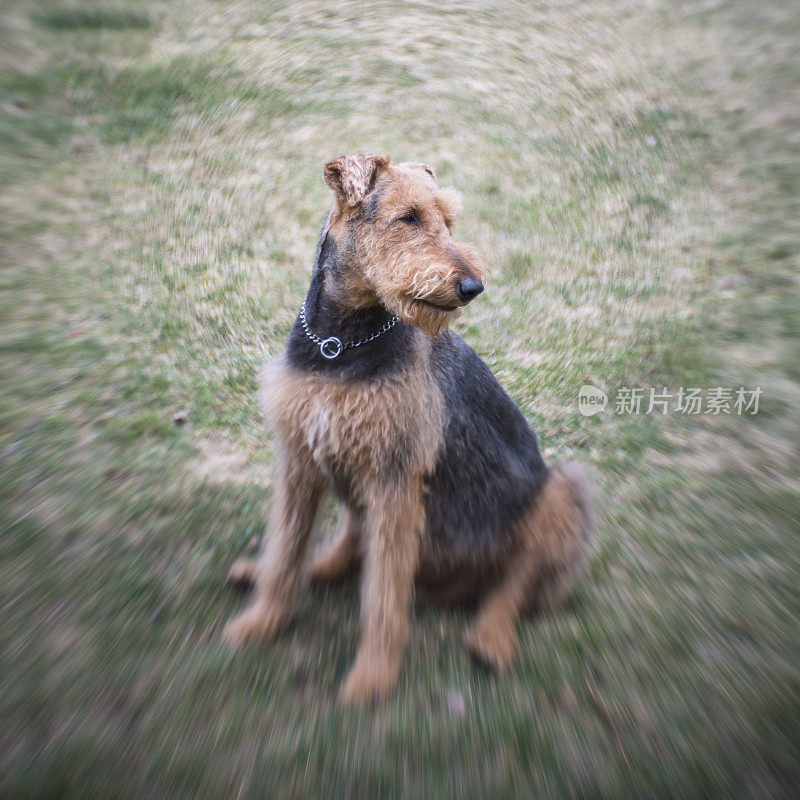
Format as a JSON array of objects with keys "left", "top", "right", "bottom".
[
  {"left": 222, "top": 449, "right": 325, "bottom": 647},
  {"left": 260, "top": 339, "right": 445, "bottom": 495},
  {"left": 322, "top": 155, "right": 486, "bottom": 336},
  {"left": 463, "top": 463, "right": 595, "bottom": 670},
  {"left": 223, "top": 154, "right": 593, "bottom": 704},
  {"left": 227, "top": 558, "right": 256, "bottom": 586},
  {"left": 339, "top": 475, "right": 425, "bottom": 703},
  {"left": 225, "top": 339, "right": 446, "bottom": 702},
  {"left": 324, "top": 153, "right": 390, "bottom": 207}
]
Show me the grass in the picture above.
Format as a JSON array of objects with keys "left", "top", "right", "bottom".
[
  {"left": 32, "top": 8, "right": 152, "bottom": 32},
  {"left": 1, "top": 0, "right": 798, "bottom": 797}
]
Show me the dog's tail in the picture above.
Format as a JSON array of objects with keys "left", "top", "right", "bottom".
[{"left": 524, "top": 461, "right": 596, "bottom": 611}]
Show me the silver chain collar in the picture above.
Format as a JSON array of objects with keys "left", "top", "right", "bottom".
[{"left": 298, "top": 300, "right": 400, "bottom": 360}]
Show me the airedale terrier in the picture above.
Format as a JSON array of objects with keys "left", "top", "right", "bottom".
[{"left": 223, "top": 153, "right": 595, "bottom": 704}]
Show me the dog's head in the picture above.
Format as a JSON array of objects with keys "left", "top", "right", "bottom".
[{"left": 322, "top": 153, "right": 485, "bottom": 336}]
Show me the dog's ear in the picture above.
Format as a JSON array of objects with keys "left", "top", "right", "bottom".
[
  {"left": 397, "top": 161, "right": 437, "bottom": 185},
  {"left": 414, "top": 163, "right": 436, "bottom": 183},
  {"left": 324, "top": 153, "right": 390, "bottom": 207}
]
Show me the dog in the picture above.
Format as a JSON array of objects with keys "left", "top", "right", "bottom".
[{"left": 223, "top": 153, "right": 595, "bottom": 704}]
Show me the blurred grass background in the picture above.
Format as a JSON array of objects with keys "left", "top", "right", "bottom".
[{"left": 1, "top": 0, "right": 798, "bottom": 797}]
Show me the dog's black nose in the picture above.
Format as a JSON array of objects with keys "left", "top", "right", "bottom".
[{"left": 458, "top": 277, "right": 484, "bottom": 301}]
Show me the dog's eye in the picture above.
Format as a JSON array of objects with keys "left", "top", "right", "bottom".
[{"left": 399, "top": 211, "right": 420, "bottom": 226}]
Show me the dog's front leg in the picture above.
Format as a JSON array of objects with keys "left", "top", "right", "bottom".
[
  {"left": 339, "top": 479, "right": 423, "bottom": 705},
  {"left": 223, "top": 452, "right": 324, "bottom": 648}
]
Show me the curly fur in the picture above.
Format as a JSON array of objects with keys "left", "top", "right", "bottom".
[{"left": 223, "top": 154, "right": 595, "bottom": 704}]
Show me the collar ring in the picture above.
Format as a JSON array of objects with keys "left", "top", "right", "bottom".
[{"left": 319, "top": 336, "right": 343, "bottom": 359}]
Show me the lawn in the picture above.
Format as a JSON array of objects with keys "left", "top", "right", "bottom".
[{"left": 1, "top": 1, "right": 798, "bottom": 797}]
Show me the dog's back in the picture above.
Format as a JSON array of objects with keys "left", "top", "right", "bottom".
[{"left": 422, "top": 333, "right": 548, "bottom": 561}]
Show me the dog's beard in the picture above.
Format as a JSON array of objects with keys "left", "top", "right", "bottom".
[
  {"left": 394, "top": 296, "right": 459, "bottom": 337},
  {"left": 370, "top": 262, "right": 469, "bottom": 336}
]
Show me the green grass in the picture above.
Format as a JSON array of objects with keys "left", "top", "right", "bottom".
[
  {"left": 1, "top": 0, "right": 798, "bottom": 797},
  {"left": 32, "top": 7, "right": 152, "bottom": 32}
]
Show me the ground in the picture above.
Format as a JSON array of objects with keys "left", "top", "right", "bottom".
[{"left": 1, "top": 1, "right": 798, "bottom": 797}]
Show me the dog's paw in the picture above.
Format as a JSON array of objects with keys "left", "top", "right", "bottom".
[
  {"left": 338, "top": 660, "right": 398, "bottom": 706},
  {"left": 226, "top": 559, "right": 256, "bottom": 590},
  {"left": 463, "top": 617, "right": 517, "bottom": 672},
  {"left": 222, "top": 603, "right": 284, "bottom": 649}
]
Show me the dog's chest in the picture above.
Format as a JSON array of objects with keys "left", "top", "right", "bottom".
[{"left": 259, "top": 357, "right": 445, "bottom": 489}]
